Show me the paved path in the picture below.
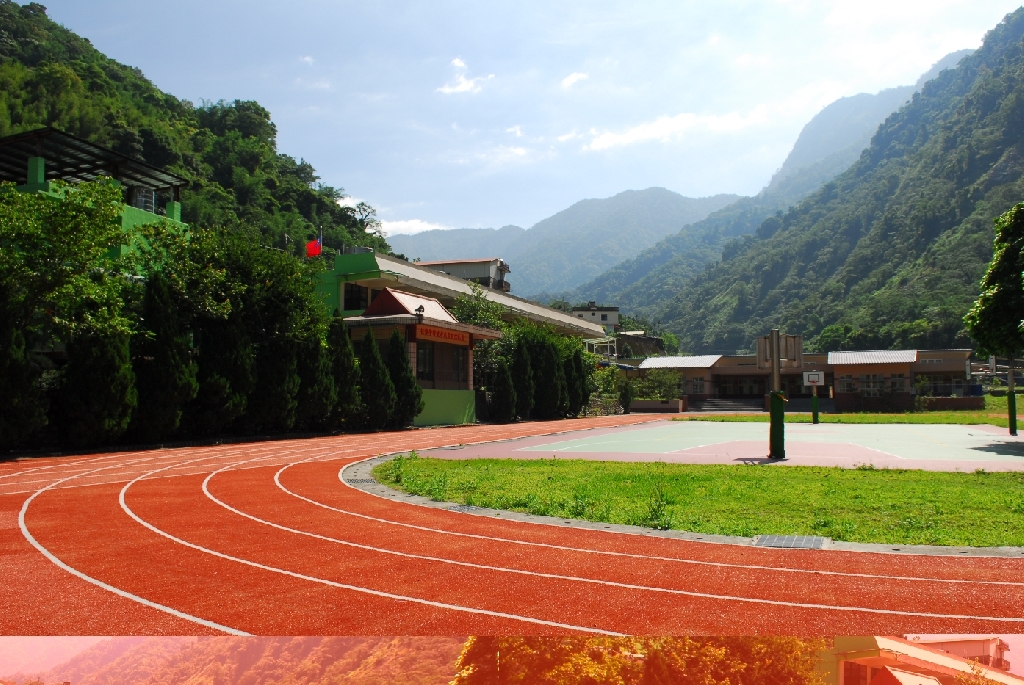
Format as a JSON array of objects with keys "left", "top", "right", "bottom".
[
  {"left": 2, "top": 415, "right": 1023, "bottom": 636},
  {"left": 420, "top": 420, "right": 1024, "bottom": 471}
]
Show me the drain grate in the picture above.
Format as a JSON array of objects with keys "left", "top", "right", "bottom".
[
  {"left": 449, "top": 504, "right": 487, "bottom": 513},
  {"left": 753, "top": 535, "right": 826, "bottom": 549},
  {"left": 345, "top": 478, "right": 377, "bottom": 484}
]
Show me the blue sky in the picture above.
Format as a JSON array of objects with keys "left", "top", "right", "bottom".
[{"left": 43, "top": 1, "right": 1022, "bottom": 234}]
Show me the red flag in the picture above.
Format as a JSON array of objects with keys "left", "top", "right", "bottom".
[{"left": 306, "top": 236, "right": 322, "bottom": 257}]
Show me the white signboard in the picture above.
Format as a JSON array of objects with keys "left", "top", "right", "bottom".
[{"left": 803, "top": 371, "right": 824, "bottom": 386}]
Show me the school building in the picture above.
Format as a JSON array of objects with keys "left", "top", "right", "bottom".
[
  {"left": 638, "top": 348, "right": 979, "bottom": 412},
  {"left": 818, "top": 636, "right": 1018, "bottom": 685},
  {"left": 320, "top": 251, "right": 605, "bottom": 425}
]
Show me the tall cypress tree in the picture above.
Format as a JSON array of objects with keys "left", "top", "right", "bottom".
[
  {"left": 295, "top": 332, "right": 336, "bottom": 431},
  {"left": 55, "top": 332, "right": 137, "bottom": 448},
  {"left": 359, "top": 330, "right": 395, "bottom": 429},
  {"left": 511, "top": 338, "right": 534, "bottom": 421},
  {"left": 328, "top": 316, "right": 360, "bottom": 428},
  {"left": 532, "top": 340, "right": 566, "bottom": 420},
  {"left": 489, "top": 357, "right": 517, "bottom": 423},
  {"left": 385, "top": 330, "right": 424, "bottom": 428},
  {"left": 187, "top": 313, "right": 255, "bottom": 436},
  {"left": 563, "top": 349, "right": 583, "bottom": 417},
  {"left": 246, "top": 337, "right": 300, "bottom": 433},
  {"left": 575, "top": 349, "right": 592, "bottom": 415},
  {"left": 129, "top": 272, "right": 198, "bottom": 443},
  {"left": 0, "top": 304, "right": 45, "bottom": 450}
]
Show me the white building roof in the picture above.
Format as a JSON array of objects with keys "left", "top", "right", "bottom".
[
  {"left": 827, "top": 350, "right": 917, "bottom": 365},
  {"left": 639, "top": 355, "right": 723, "bottom": 369},
  {"left": 370, "top": 254, "right": 605, "bottom": 338}
]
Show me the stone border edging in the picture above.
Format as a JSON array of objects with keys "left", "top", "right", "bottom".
[{"left": 342, "top": 454, "right": 1024, "bottom": 558}]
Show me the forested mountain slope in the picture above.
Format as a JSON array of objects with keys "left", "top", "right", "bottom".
[
  {"left": 660, "top": 9, "right": 1024, "bottom": 353},
  {"left": 0, "top": 1, "right": 385, "bottom": 254},
  {"left": 26, "top": 637, "right": 464, "bottom": 685},
  {"left": 389, "top": 188, "right": 739, "bottom": 296},
  {"left": 561, "top": 50, "right": 973, "bottom": 316}
]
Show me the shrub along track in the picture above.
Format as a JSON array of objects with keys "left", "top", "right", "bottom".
[{"left": 2, "top": 414, "right": 1023, "bottom": 635}]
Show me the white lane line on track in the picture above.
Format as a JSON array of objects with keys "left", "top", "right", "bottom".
[
  {"left": 290, "top": 458, "right": 1024, "bottom": 591},
  {"left": 119, "top": 453, "right": 618, "bottom": 636},
  {"left": 201, "top": 456, "right": 1024, "bottom": 625},
  {"left": 18, "top": 458, "right": 250, "bottom": 637}
]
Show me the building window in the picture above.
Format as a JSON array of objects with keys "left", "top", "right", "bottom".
[
  {"left": 601, "top": 314, "right": 608, "bottom": 321},
  {"left": 859, "top": 374, "right": 884, "bottom": 397},
  {"left": 843, "top": 662, "right": 870, "bottom": 685},
  {"left": 838, "top": 375, "right": 856, "bottom": 393},
  {"left": 343, "top": 283, "right": 368, "bottom": 311},
  {"left": 452, "top": 346, "right": 469, "bottom": 383},
  {"left": 690, "top": 377, "right": 705, "bottom": 394},
  {"left": 891, "top": 374, "right": 906, "bottom": 392},
  {"left": 416, "top": 341, "right": 434, "bottom": 381}
]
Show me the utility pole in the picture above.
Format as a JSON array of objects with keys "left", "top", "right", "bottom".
[{"left": 768, "top": 328, "right": 786, "bottom": 459}]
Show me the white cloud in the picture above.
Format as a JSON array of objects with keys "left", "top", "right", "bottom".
[
  {"left": 381, "top": 219, "right": 452, "bottom": 235},
  {"left": 505, "top": 125, "right": 523, "bottom": 137},
  {"left": 337, "top": 196, "right": 363, "bottom": 209},
  {"left": 585, "top": 106, "right": 783, "bottom": 151},
  {"left": 561, "top": 72, "right": 589, "bottom": 88},
  {"left": 300, "top": 55, "right": 314, "bottom": 65},
  {"left": 437, "top": 59, "right": 494, "bottom": 94},
  {"left": 557, "top": 130, "right": 581, "bottom": 142}
]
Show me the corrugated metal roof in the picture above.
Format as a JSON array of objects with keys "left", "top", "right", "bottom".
[
  {"left": 827, "top": 350, "right": 917, "bottom": 365},
  {"left": 639, "top": 355, "right": 722, "bottom": 369}
]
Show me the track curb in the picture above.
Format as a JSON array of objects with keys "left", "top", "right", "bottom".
[{"left": 342, "top": 454, "right": 1024, "bottom": 559}]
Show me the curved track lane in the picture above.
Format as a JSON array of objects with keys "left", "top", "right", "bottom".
[{"left": 3, "top": 415, "right": 1023, "bottom": 635}]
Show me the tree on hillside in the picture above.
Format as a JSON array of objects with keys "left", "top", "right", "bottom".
[
  {"left": 385, "top": 330, "right": 423, "bottom": 428},
  {"left": 359, "top": 331, "right": 395, "bottom": 430},
  {"left": 129, "top": 271, "right": 198, "bottom": 442},
  {"left": 327, "top": 316, "right": 360, "bottom": 428},
  {"left": 511, "top": 338, "right": 534, "bottom": 421},
  {"left": 451, "top": 636, "right": 827, "bottom": 685}
]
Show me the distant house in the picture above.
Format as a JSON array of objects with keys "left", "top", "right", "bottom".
[
  {"left": 572, "top": 301, "right": 619, "bottom": 334},
  {"left": 416, "top": 257, "right": 512, "bottom": 293}
]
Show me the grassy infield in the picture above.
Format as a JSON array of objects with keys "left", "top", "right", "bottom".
[{"left": 373, "top": 396, "right": 1024, "bottom": 547}]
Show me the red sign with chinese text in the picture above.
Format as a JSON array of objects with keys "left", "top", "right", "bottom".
[{"left": 415, "top": 324, "right": 470, "bottom": 346}]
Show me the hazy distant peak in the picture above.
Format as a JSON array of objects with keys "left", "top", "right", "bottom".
[{"left": 914, "top": 49, "right": 975, "bottom": 91}]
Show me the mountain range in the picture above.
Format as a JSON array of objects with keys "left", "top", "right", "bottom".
[
  {"left": 388, "top": 189, "right": 739, "bottom": 297},
  {"left": 649, "top": 10, "right": 1024, "bottom": 353},
  {"left": 552, "top": 48, "right": 976, "bottom": 317}
]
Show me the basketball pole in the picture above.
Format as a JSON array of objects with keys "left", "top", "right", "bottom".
[
  {"left": 812, "top": 384, "right": 819, "bottom": 424},
  {"left": 768, "top": 328, "right": 786, "bottom": 459}
]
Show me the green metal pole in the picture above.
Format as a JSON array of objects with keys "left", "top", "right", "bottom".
[
  {"left": 769, "top": 390, "right": 786, "bottom": 458},
  {"left": 812, "top": 386, "right": 819, "bottom": 425},
  {"left": 1010, "top": 357, "right": 1017, "bottom": 437}
]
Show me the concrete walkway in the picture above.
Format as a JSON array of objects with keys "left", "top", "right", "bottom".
[{"left": 420, "top": 420, "right": 1024, "bottom": 471}]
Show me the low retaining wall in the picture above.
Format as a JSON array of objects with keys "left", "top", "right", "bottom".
[
  {"left": 630, "top": 398, "right": 687, "bottom": 413},
  {"left": 919, "top": 396, "right": 985, "bottom": 411}
]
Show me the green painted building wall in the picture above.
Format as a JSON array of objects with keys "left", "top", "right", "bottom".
[{"left": 414, "top": 389, "right": 476, "bottom": 426}]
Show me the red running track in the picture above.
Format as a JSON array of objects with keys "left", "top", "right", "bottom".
[{"left": 2, "top": 415, "right": 1023, "bottom": 636}]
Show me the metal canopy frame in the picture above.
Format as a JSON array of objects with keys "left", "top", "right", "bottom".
[{"left": 0, "top": 127, "right": 187, "bottom": 194}]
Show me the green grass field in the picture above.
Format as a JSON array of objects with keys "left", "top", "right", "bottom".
[
  {"left": 674, "top": 394, "right": 1022, "bottom": 428},
  {"left": 373, "top": 454, "right": 1024, "bottom": 547}
]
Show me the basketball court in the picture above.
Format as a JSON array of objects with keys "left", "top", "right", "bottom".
[{"left": 418, "top": 420, "right": 1024, "bottom": 471}]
